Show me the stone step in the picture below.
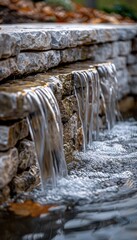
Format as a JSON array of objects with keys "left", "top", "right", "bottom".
[
  {"left": 0, "top": 24, "right": 137, "bottom": 81},
  {"left": 1, "top": 24, "right": 130, "bottom": 60},
  {"left": 0, "top": 61, "right": 129, "bottom": 121}
]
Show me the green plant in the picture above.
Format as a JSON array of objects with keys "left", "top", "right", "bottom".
[{"left": 103, "top": 4, "right": 137, "bottom": 21}]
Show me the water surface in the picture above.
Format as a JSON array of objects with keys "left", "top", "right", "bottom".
[{"left": 1, "top": 119, "right": 137, "bottom": 240}]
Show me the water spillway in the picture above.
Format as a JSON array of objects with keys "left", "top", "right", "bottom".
[
  {"left": 73, "top": 63, "right": 118, "bottom": 151},
  {"left": 26, "top": 86, "right": 67, "bottom": 189},
  {"left": 0, "top": 23, "right": 137, "bottom": 240},
  {"left": 0, "top": 25, "right": 136, "bottom": 191}
]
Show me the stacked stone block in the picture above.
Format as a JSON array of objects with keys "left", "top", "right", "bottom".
[{"left": 0, "top": 24, "right": 137, "bottom": 201}]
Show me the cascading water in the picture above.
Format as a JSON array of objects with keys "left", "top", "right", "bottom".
[
  {"left": 25, "top": 86, "right": 67, "bottom": 189},
  {"left": 96, "top": 63, "right": 119, "bottom": 131},
  {"left": 73, "top": 68, "right": 100, "bottom": 151},
  {"left": 1, "top": 62, "right": 137, "bottom": 240},
  {"left": 73, "top": 63, "right": 118, "bottom": 151}
]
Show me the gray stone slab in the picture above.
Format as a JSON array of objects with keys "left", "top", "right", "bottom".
[
  {"left": 0, "top": 50, "right": 61, "bottom": 80},
  {"left": 0, "top": 24, "right": 136, "bottom": 60},
  {"left": 111, "top": 57, "right": 126, "bottom": 70},
  {"left": 118, "top": 41, "right": 131, "bottom": 56},
  {"left": 116, "top": 26, "right": 137, "bottom": 40},
  {"left": 128, "top": 64, "right": 137, "bottom": 76},
  {"left": 127, "top": 54, "right": 137, "bottom": 64},
  {"left": 0, "top": 119, "right": 29, "bottom": 151},
  {"left": 117, "top": 69, "right": 130, "bottom": 98},
  {"left": 0, "top": 73, "right": 56, "bottom": 120}
]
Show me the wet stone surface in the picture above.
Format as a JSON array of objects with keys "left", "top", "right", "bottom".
[
  {"left": 0, "top": 148, "right": 18, "bottom": 189},
  {"left": 0, "top": 119, "right": 29, "bottom": 151}
]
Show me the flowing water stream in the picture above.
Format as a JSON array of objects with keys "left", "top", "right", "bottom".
[
  {"left": 0, "top": 63, "right": 137, "bottom": 240},
  {"left": 26, "top": 86, "right": 67, "bottom": 189}
]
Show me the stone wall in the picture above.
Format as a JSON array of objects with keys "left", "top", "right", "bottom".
[{"left": 0, "top": 24, "right": 137, "bottom": 201}]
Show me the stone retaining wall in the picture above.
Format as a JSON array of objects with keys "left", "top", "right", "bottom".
[{"left": 0, "top": 24, "right": 137, "bottom": 201}]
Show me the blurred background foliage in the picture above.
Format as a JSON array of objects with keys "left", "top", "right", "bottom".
[
  {"left": 75, "top": 0, "right": 137, "bottom": 20},
  {"left": 32, "top": 0, "right": 137, "bottom": 20},
  {"left": 75, "top": 0, "right": 137, "bottom": 10}
]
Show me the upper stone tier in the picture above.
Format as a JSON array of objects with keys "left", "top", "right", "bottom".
[
  {"left": 1, "top": 24, "right": 137, "bottom": 59},
  {"left": 0, "top": 24, "right": 137, "bottom": 81}
]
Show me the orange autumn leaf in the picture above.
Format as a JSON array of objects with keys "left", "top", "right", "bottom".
[{"left": 9, "top": 200, "right": 56, "bottom": 217}]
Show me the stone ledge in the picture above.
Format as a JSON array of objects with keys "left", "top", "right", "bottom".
[
  {"left": 0, "top": 40, "right": 135, "bottom": 81},
  {"left": 0, "top": 61, "right": 130, "bottom": 121},
  {"left": 2, "top": 24, "right": 134, "bottom": 59}
]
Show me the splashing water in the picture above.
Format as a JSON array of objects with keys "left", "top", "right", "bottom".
[
  {"left": 73, "top": 63, "right": 118, "bottom": 151},
  {"left": 25, "top": 86, "right": 67, "bottom": 189}
]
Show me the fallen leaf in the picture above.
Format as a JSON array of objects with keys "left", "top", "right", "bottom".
[{"left": 9, "top": 200, "right": 56, "bottom": 217}]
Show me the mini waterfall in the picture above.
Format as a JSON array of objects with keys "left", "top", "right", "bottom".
[
  {"left": 24, "top": 62, "right": 118, "bottom": 188},
  {"left": 25, "top": 86, "right": 68, "bottom": 189},
  {"left": 73, "top": 68, "right": 100, "bottom": 152},
  {"left": 96, "top": 63, "right": 118, "bottom": 131},
  {"left": 73, "top": 63, "right": 118, "bottom": 151}
]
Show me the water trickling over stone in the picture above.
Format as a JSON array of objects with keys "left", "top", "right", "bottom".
[
  {"left": 26, "top": 86, "right": 67, "bottom": 189},
  {"left": 96, "top": 63, "right": 119, "bottom": 131},
  {"left": 73, "top": 68, "right": 100, "bottom": 152},
  {"left": 73, "top": 63, "right": 118, "bottom": 151}
]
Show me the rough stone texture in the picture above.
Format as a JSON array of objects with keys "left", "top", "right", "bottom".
[
  {"left": 128, "top": 64, "right": 137, "bottom": 76},
  {"left": 117, "top": 27, "right": 137, "bottom": 40},
  {"left": 0, "top": 75, "right": 53, "bottom": 120},
  {"left": 0, "top": 185, "right": 10, "bottom": 203},
  {"left": 117, "top": 69, "right": 129, "bottom": 99},
  {"left": 118, "top": 41, "right": 131, "bottom": 56},
  {"left": 89, "top": 42, "right": 119, "bottom": 62},
  {"left": 0, "top": 31, "right": 51, "bottom": 59},
  {"left": 0, "top": 119, "right": 29, "bottom": 151},
  {"left": 18, "top": 139, "right": 37, "bottom": 171},
  {"left": 129, "top": 77, "right": 137, "bottom": 94},
  {"left": 0, "top": 148, "right": 18, "bottom": 189},
  {"left": 0, "top": 50, "right": 61, "bottom": 80},
  {"left": 0, "top": 24, "right": 124, "bottom": 59},
  {"left": 60, "top": 45, "right": 97, "bottom": 63},
  {"left": 10, "top": 165, "right": 40, "bottom": 193},
  {"left": 132, "top": 37, "right": 137, "bottom": 52},
  {"left": 61, "top": 96, "right": 77, "bottom": 122},
  {"left": 0, "top": 24, "right": 136, "bottom": 81},
  {"left": 127, "top": 54, "right": 137, "bottom": 64},
  {"left": 110, "top": 57, "right": 126, "bottom": 70},
  {"left": 63, "top": 114, "right": 78, "bottom": 162},
  {"left": 0, "top": 33, "right": 21, "bottom": 59},
  {"left": 0, "top": 91, "right": 29, "bottom": 120}
]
